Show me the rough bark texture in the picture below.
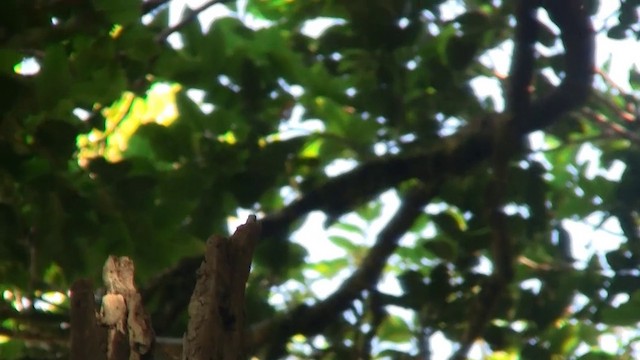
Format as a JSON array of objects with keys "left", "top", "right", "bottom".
[
  {"left": 69, "top": 217, "right": 260, "bottom": 360},
  {"left": 182, "top": 215, "right": 261, "bottom": 360},
  {"left": 101, "top": 256, "right": 156, "bottom": 360},
  {"left": 70, "top": 279, "right": 107, "bottom": 360}
]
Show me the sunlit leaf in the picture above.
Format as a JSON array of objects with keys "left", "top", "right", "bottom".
[{"left": 309, "top": 258, "right": 349, "bottom": 278}]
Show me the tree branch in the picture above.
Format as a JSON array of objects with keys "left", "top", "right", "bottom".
[
  {"left": 261, "top": 125, "right": 497, "bottom": 239},
  {"left": 248, "top": 183, "right": 437, "bottom": 357},
  {"left": 518, "top": 0, "right": 595, "bottom": 132},
  {"left": 508, "top": 0, "right": 538, "bottom": 116}
]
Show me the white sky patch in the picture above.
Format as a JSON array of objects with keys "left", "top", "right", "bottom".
[
  {"left": 276, "top": 111, "right": 326, "bottom": 140},
  {"left": 576, "top": 142, "right": 626, "bottom": 180},
  {"left": 73, "top": 108, "right": 92, "bottom": 121},
  {"left": 598, "top": 333, "right": 621, "bottom": 354},
  {"left": 14, "top": 57, "right": 40, "bottom": 75},
  {"left": 593, "top": 2, "right": 640, "bottom": 92},
  {"left": 470, "top": 76, "right": 505, "bottom": 111},
  {"left": 306, "top": 269, "right": 351, "bottom": 299},
  {"left": 167, "top": 0, "right": 235, "bottom": 48},
  {"left": 186, "top": 88, "right": 214, "bottom": 114},
  {"left": 563, "top": 214, "right": 624, "bottom": 269},
  {"left": 290, "top": 211, "right": 342, "bottom": 262},
  {"left": 430, "top": 332, "right": 455, "bottom": 359},
  {"left": 324, "top": 158, "right": 358, "bottom": 177},
  {"left": 301, "top": 18, "right": 346, "bottom": 38}
]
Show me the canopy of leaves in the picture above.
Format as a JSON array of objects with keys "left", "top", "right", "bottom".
[{"left": 1, "top": 0, "right": 639, "bottom": 359}]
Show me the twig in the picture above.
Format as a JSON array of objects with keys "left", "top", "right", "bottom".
[
  {"left": 596, "top": 67, "right": 628, "bottom": 95},
  {"left": 583, "top": 108, "right": 640, "bottom": 144},
  {"left": 142, "top": 0, "right": 171, "bottom": 15},
  {"left": 592, "top": 91, "right": 636, "bottom": 123}
]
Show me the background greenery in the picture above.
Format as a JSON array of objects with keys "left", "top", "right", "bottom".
[{"left": 1, "top": 0, "right": 639, "bottom": 359}]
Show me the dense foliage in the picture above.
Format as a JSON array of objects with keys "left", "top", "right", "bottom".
[{"left": 1, "top": 0, "right": 639, "bottom": 359}]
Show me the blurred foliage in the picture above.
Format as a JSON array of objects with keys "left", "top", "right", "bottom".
[{"left": 1, "top": 0, "right": 640, "bottom": 359}]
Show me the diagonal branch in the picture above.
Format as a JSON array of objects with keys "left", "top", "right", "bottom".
[
  {"left": 261, "top": 126, "right": 497, "bottom": 240},
  {"left": 248, "top": 183, "right": 438, "bottom": 356}
]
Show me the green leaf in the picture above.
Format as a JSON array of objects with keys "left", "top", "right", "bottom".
[
  {"left": 309, "top": 258, "right": 349, "bottom": 278},
  {"left": 577, "top": 351, "right": 617, "bottom": 360},
  {"left": 630, "top": 68, "right": 640, "bottom": 91},
  {"left": 0, "top": 49, "right": 22, "bottom": 74},
  {"left": 377, "top": 315, "right": 412, "bottom": 343},
  {"left": 423, "top": 238, "right": 457, "bottom": 261},
  {"left": 431, "top": 210, "right": 466, "bottom": 237},
  {"left": 0, "top": 339, "right": 25, "bottom": 359},
  {"left": 113, "top": 175, "right": 158, "bottom": 212},
  {"left": 127, "top": 122, "right": 192, "bottom": 162},
  {"left": 300, "top": 138, "right": 323, "bottom": 159},
  {"left": 93, "top": 0, "right": 139, "bottom": 24},
  {"left": 333, "top": 221, "right": 363, "bottom": 235},
  {"left": 245, "top": 0, "right": 290, "bottom": 20},
  {"left": 116, "top": 24, "right": 160, "bottom": 62},
  {"left": 36, "top": 46, "right": 72, "bottom": 110},
  {"left": 356, "top": 200, "right": 383, "bottom": 222},
  {"left": 34, "top": 119, "right": 79, "bottom": 161},
  {"left": 445, "top": 35, "right": 479, "bottom": 70},
  {"left": 328, "top": 235, "right": 359, "bottom": 252}
]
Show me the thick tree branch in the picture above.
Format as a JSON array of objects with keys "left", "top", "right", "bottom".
[
  {"left": 508, "top": 0, "right": 538, "bottom": 116},
  {"left": 452, "top": 2, "right": 593, "bottom": 357},
  {"left": 263, "top": 0, "right": 595, "bottom": 238},
  {"left": 518, "top": 0, "right": 595, "bottom": 132},
  {"left": 261, "top": 126, "right": 496, "bottom": 239},
  {"left": 248, "top": 183, "right": 437, "bottom": 357}
]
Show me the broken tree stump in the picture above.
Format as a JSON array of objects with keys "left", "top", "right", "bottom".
[{"left": 182, "top": 215, "right": 261, "bottom": 360}]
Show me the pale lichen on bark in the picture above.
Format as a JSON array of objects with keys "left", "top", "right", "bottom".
[{"left": 101, "top": 256, "right": 155, "bottom": 360}]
